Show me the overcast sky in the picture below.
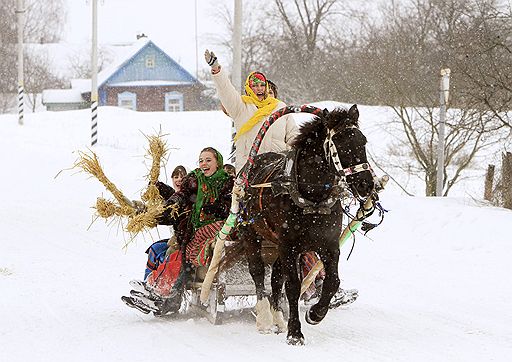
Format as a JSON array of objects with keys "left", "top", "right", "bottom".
[{"left": 64, "top": 0, "right": 234, "bottom": 75}]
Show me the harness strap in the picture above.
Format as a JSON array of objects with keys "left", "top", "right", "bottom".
[
  {"left": 258, "top": 169, "right": 276, "bottom": 211},
  {"left": 250, "top": 183, "right": 272, "bottom": 188}
]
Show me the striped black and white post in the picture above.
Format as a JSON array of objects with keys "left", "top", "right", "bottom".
[
  {"left": 18, "top": 84, "right": 24, "bottom": 125},
  {"left": 16, "top": 0, "right": 25, "bottom": 126},
  {"left": 90, "top": 0, "right": 98, "bottom": 146},
  {"left": 91, "top": 99, "right": 98, "bottom": 146}
]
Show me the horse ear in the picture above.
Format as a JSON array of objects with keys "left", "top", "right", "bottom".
[
  {"left": 348, "top": 104, "right": 359, "bottom": 120},
  {"left": 321, "top": 108, "right": 330, "bottom": 127}
]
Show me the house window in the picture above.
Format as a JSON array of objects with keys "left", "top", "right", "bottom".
[
  {"left": 118, "top": 91, "right": 137, "bottom": 111},
  {"left": 165, "top": 92, "right": 183, "bottom": 112},
  {"left": 145, "top": 54, "right": 155, "bottom": 68}
]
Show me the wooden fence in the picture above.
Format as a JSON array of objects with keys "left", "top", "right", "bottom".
[{"left": 484, "top": 152, "right": 512, "bottom": 209}]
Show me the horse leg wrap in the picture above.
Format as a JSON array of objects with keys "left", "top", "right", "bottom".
[
  {"left": 271, "top": 307, "right": 287, "bottom": 334},
  {"left": 255, "top": 298, "right": 273, "bottom": 334}
]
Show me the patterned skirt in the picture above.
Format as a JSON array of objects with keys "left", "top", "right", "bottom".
[{"left": 186, "top": 220, "right": 226, "bottom": 267}]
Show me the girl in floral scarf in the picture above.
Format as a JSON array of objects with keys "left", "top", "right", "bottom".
[{"left": 122, "top": 147, "right": 234, "bottom": 315}]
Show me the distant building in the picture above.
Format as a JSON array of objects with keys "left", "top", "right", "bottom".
[{"left": 42, "top": 38, "right": 204, "bottom": 112}]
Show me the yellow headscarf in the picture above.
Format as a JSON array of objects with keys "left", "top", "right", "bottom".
[{"left": 234, "top": 72, "right": 279, "bottom": 141}]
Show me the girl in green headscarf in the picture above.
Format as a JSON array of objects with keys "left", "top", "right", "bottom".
[
  {"left": 154, "top": 146, "right": 233, "bottom": 269},
  {"left": 122, "top": 147, "right": 235, "bottom": 314}
]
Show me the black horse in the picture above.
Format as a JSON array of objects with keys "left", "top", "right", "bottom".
[{"left": 238, "top": 104, "right": 375, "bottom": 345}]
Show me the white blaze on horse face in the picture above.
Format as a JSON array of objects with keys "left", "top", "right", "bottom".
[{"left": 198, "top": 151, "right": 219, "bottom": 177}]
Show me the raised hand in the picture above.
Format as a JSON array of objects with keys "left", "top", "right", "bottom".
[{"left": 204, "top": 49, "right": 219, "bottom": 69}]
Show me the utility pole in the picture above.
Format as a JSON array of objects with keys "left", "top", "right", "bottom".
[
  {"left": 194, "top": 0, "right": 199, "bottom": 79},
  {"left": 436, "top": 68, "right": 451, "bottom": 196},
  {"left": 229, "top": 0, "right": 242, "bottom": 164},
  {"left": 91, "top": 0, "right": 98, "bottom": 146},
  {"left": 232, "top": 0, "right": 242, "bottom": 92},
  {"left": 16, "top": 0, "right": 25, "bottom": 126}
]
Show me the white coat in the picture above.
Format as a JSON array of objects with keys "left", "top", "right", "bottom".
[{"left": 212, "top": 68, "right": 299, "bottom": 171}]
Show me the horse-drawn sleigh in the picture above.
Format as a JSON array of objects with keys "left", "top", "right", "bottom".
[
  {"left": 125, "top": 104, "right": 387, "bottom": 344},
  {"left": 75, "top": 102, "right": 385, "bottom": 344}
]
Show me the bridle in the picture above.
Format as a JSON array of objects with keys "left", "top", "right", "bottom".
[{"left": 322, "top": 126, "right": 379, "bottom": 201}]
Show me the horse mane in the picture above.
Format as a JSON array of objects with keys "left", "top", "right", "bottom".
[{"left": 291, "top": 107, "right": 359, "bottom": 149}]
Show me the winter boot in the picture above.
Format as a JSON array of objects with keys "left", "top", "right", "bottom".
[
  {"left": 121, "top": 295, "right": 155, "bottom": 314},
  {"left": 129, "top": 280, "right": 150, "bottom": 295},
  {"left": 329, "top": 288, "right": 359, "bottom": 309},
  {"left": 153, "top": 288, "right": 183, "bottom": 316}
]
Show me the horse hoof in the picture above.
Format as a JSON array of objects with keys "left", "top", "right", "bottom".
[
  {"left": 286, "top": 335, "right": 305, "bottom": 346},
  {"left": 305, "top": 309, "right": 320, "bottom": 325},
  {"left": 305, "top": 306, "right": 326, "bottom": 325}
]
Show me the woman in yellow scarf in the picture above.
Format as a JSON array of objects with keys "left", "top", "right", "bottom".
[{"left": 205, "top": 49, "right": 299, "bottom": 171}]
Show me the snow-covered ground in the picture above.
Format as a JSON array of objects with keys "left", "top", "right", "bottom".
[{"left": 1, "top": 106, "right": 511, "bottom": 361}]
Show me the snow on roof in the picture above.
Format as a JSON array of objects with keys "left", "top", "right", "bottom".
[
  {"left": 97, "top": 37, "right": 151, "bottom": 86},
  {"left": 107, "top": 80, "right": 194, "bottom": 87},
  {"left": 26, "top": 37, "right": 159, "bottom": 81},
  {"left": 42, "top": 89, "right": 85, "bottom": 104},
  {"left": 70, "top": 79, "right": 91, "bottom": 93},
  {"left": 36, "top": 37, "right": 198, "bottom": 104}
]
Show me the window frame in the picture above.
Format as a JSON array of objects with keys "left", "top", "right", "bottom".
[
  {"left": 145, "top": 54, "right": 155, "bottom": 68},
  {"left": 118, "top": 91, "right": 137, "bottom": 111},
  {"left": 164, "top": 91, "right": 183, "bottom": 112}
]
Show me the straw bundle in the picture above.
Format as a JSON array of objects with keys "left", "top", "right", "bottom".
[
  {"left": 126, "top": 202, "right": 167, "bottom": 234},
  {"left": 74, "top": 150, "right": 134, "bottom": 210},
  {"left": 74, "top": 133, "right": 174, "bottom": 241},
  {"left": 142, "top": 134, "right": 168, "bottom": 203},
  {"left": 95, "top": 197, "right": 133, "bottom": 218}
]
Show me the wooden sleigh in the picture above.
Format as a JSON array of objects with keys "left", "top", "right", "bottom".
[{"left": 185, "top": 241, "right": 278, "bottom": 325}]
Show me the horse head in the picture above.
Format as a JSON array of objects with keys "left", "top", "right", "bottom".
[{"left": 321, "top": 105, "right": 375, "bottom": 199}]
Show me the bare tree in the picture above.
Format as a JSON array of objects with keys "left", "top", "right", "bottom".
[
  {"left": 0, "top": 0, "right": 66, "bottom": 113},
  {"left": 209, "top": 1, "right": 270, "bottom": 81},
  {"left": 385, "top": 105, "right": 503, "bottom": 196},
  {"left": 0, "top": 0, "right": 65, "bottom": 44},
  {"left": 24, "top": 52, "right": 64, "bottom": 111},
  {"left": 213, "top": 0, "right": 347, "bottom": 103},
  {"left": 262, "top": 0, "right": 345, "bottom": 102},
  {"left": 350, "top": 0, "right": 510, "bottom": 196},
  {"left": 67, "top": 46, "right": 114, "bottom": 79},
  {"left": 454, "top": 1, "right": 512, "bottom": 130}
]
